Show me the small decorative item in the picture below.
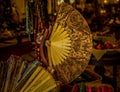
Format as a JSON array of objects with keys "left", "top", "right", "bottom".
[{"left": 41, "top": 2, "right": 93, "bottom": 84}]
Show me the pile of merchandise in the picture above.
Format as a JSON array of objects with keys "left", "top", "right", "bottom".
[
  {"left": 0, "top": 55, "right": 58, "bottom": 92},
  {"left": 0, "top": 55, "right": 114, "bottom": 92}
]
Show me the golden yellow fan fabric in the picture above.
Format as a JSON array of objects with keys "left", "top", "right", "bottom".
[
  {"left": 20, "top": 66, "right": 58, "bottom": 92},
  {"left": 46, "top": 3, "right": 93, "bottom": 84}
]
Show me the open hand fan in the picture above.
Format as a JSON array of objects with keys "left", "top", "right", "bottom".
[
  {"left": 0, "top": 55, "right": 58, "bottom": 92},
  {"left": 19, "top": 65, "right": 58, "bottom": 92},
  {"left": 45, "top": 2, "right": 93, "bottom": 84}
]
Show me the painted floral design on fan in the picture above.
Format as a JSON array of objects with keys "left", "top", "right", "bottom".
[
  {"left": 66, "top": 10, "right": 84, "bottom": 30},
  {"left": 46, "top": 3, "right": 93, "bottom": 84},
  {"left": 56, "top": 3, "right": 74, "bottom": 27}
]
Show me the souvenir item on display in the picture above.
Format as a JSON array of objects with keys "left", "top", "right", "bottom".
[
  {"left": 0, "top": 55, "right": 58, "bottom": 92},
  {"left": 13, "top": 60, "right": 40, "bottom": 92},
  {"left": 71, "top": 82, "right": 114, "bottom": 92},
  {"left": 19, "top": 66, "right": 58, "bottom": 92},
  {"left": 0, "top": 55, "right": 28, "bottom": 92},
  {"left": 26, "top": 0, "right": 50, "bottom": 62},
  {"left": 41, "top": 2, "right": 92, "bottom": 84}
]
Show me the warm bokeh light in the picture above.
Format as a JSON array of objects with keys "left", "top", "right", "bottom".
[{"left": 104, "top": 0, "right": 108, "bottom": 4}]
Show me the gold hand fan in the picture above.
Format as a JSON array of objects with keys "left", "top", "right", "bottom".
[
  {"left": 19, "top": 65, "right": 58, "bottom": 92},
  {"left": 45, "top": 2, "right": 93, "bottom": 84}
]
